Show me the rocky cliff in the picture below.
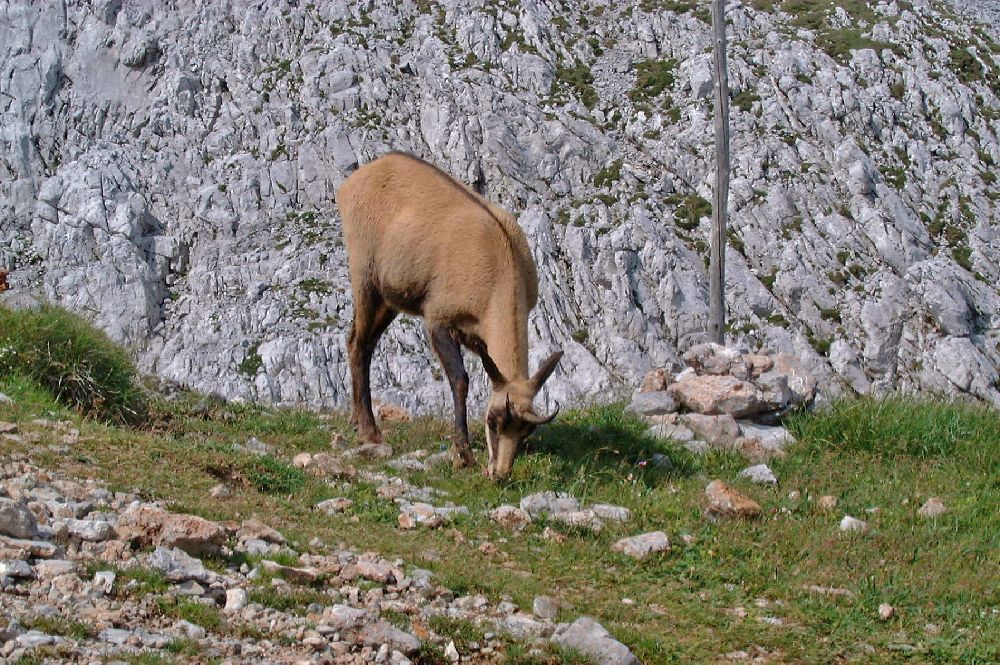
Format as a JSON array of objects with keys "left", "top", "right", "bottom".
[{"left": 2, "top": 0, "right": 998, "bottom": 412}]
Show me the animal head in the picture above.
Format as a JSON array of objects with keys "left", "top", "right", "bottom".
[{"left": 479, "top": 346, "right": 563, "bottom": 480}]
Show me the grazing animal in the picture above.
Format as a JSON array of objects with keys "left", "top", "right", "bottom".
[{"left": 337, "top": 152, "right": 563, "bottom": 480}]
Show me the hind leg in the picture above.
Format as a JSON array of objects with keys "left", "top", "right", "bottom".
[
  {"left": 428, "top": 324, "right": 476, "bottom": 469},
  {"left": 348, "top": 286, "right": 397, "bottom": 445}
]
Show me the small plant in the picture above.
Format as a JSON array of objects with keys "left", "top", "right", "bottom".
[
  {"left": 239, "top": 343, "right": 263, "bottom": 377},
  {"left": 155, "top": 597, "right": 224, "bottom": 631},
  {"left": 673, "top": 195, "right": 712, "bottom": 230},
  {"left": 628, "top": 59, "right": 676, "bottom": 103},
  {"left": 555, "top": 61, "right": 598, "bottom": 109},
  {"left": 21, "top": 616, "right": 96, "bottom": 641},
  {"left": 240, "top": 455, "right": 306, "bottom": 495},
  {"left": 0, "top": 304, "right": 146, "bottom": 424},
  {"left": 593, "top": 160, "right": 623, "bottom": 189},
  {"left": 247, "top": 586, "right": 329, "bottom": 613},
  {"left": 732, "top": 88, "right": 760, "bottom": 112}
]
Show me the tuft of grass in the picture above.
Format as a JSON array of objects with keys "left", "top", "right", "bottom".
[
  {"left": 0, "top": 304, "right": 146, "bottom": 424},
  {"left": 628, "top": 59, "right": 676, "bottom": 103},
  {"left": 20, "top": 616, "right": 96, "bottom": 641},
  {"left": 247, "top": 586, "right": 330, "bottom": 614},
  {"left": 555, "top": 61, "right": 598, "bottom": 109},
  {"left": 787, "top": 397, "right": 998, "bottom": 461},
  {"left": 593, "top": 159, "right": 623, "bottom": 189},
  {"left": 673, "top": 194, "right": 713, "bottom": 231},
  {"left": 239, "top": 455, "right": 307, "bottom": 495},
  {"left": 155, "top": 597, "right": 224, "bottom": 631}
]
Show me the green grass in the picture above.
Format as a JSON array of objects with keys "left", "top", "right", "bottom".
[
  {"left": 20, "top": 616, "right": 96, "bottom": 641},
  {"left": 555, "top": 61, "right": 597, "bottom": 109},
  {"left": 155, "top": 597, "right": 224, "bottom": 631},
  {"left": 0, "top": 304, "right": 146, "bottom": 424},
  {"left": 1, "top": 373, "right": 997, "bottom": 663},
  {"left": 628, "top": 59, "right": 676, "bottom": 103}
]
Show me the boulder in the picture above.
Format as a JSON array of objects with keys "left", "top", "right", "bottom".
[
  {"left": 237, "top": 518, "right": 286, "bottom": 544},
  {"left": 149, "top": 546, "right": 210, "bottom": 582},
  {"left": 705, "top": 480, "right": 762, "bottom": 520},
  {"left": 552, "top": 617, "right": 639, "bottom": 665},
  {"left": 682, "top": 343, "right": 749, "bottom": 377},
  {"left": 639, "top": 368, "right": 671, "bottom": 392},
  {"left": 771, "top": 353, "right": 818, "bottom": 404},
  {"left": 117, "top": 505, "right": 226, "bottom": 556},
  {"left": 519, "top": 492, "right": 581, "bottom": 516},
  {"left": 0, "top": 498, "right": 38, "bottom": 539},
  {"left": 738, "top": 464, "right": 778, "bottom": 485},
  {"left": 490, "top": 505, "right": 532, "bottom": 531},
  {"left": 917, "top": 497, "right": 947, "bottom": 518},
  {"left": 625, "top": 391, "right": 677, "bottom": 416},
  {"left": 316, "top": 498, "right": 354, "bottom": 515},
  {"left": 680, "top": 413, "right": 740, "bottom": 447},
  {"left": 669, "top": 375, "right": 764, "bottom": 417},
  {"left": 612, "top": 531, "right": 669, "bottom": 560}
]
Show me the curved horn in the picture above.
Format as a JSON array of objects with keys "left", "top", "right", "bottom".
[
  {"left": 521, "top": 401, "right": 560, "bottom": 425},
  {"left": 471, "top": 338, "right": 507, "bottom": 387},
  {"left": 529, "top": 350, "right": 564, "bottom": 392}
]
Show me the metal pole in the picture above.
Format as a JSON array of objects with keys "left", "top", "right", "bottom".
[{"left": 709, "top": 0, "right": 730, "bottom": 345}]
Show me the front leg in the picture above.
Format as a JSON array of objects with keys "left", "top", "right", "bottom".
[{"left": 428, "top": 325, "right": 476, "bottom": 469}]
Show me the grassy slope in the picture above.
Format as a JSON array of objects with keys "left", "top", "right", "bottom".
[{"left": 0, "top": 376, "right": 996, "bottom": 664}]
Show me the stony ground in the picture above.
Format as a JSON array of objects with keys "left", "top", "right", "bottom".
[
  {"left": 3, "top": 0, "right": 999, "bottom": 412},
  {"left": 1, "top": 346, "right": 998, "bottom": 663}
]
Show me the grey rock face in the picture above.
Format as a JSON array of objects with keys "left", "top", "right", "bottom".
[
  {"left": 0, "top": 499, "right": 38, "bottom": 539},
  {"left": 1, "top": 2, "right": 999, "bottom": 414},
  {"left": 148, "top": 546, "right": 210, "bottom": 582},
  {"left": 552, "top": 617, "right": 639, "bottom": 665},
  {"left": 625, "top": 391, "right": 677, "bottom": 416}
]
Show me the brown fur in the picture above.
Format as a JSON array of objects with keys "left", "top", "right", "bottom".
[{"left": 337, "top": 152, "right": 561, "bottom": 478}]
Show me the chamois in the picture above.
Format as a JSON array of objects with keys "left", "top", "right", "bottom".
[{"left": 337, "top": 152, "right": 562, "bottom": 480}]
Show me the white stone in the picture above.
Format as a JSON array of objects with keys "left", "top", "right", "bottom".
[
  {"left": 738, "top": 464, "right": 778, "bottom": 485},
  {"left": 839, "top": 516, "right": 868, "bottom": 533}
]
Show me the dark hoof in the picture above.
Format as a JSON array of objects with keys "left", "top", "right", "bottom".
[
  {"left": 357, "top": 427, "right": 384, "bottom": 445},
  {"left": 451, "top": 447, "right": 475, "bottom": 469}
]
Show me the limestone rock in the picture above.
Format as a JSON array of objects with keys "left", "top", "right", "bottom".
[
  {"left": 612, "top": 531, "right": 670, "bottom": 560},
  {"left": 639, "top": 368, "right": 671, "bottom": 392},
  {"left": 682, "top": 343, "right": 748, "bottom": 377},
  {"left": 317, "top": 498, "right": 354, "bottom": 515},
  {"left": 117, "top": 505, "right": 226, "bottom": 556},
  {"left": 237, "top": 518, "right": 286, "bottom": 545},
  {"left": 533, "top": 595, "right": 560, "bottom": 620},
  {"left": 0, "top": 498, "right": 38, "bottom": 539},
  {"left": 669, "top": 375, "right": 765, "bottom": 418},
  {"left": 705, "top": 480, "right": 763, "bottom": 520},
  {"left": 738, "top": 464, "right": 778, "bottom": 485},
  {"left": 917, "top": 497, "right": 947, "bottom": 518},
  {"left": 490, "top": 505, "right": 532, "bottom": 531},
  {"left": 148, "top": 546, "right": 210, "bottom": 582},
  {"left": 376, "top": 402, "right": 413, "bottom": 423},
  {"left": 680, "top": 413, "right": 741, "bottom": 448},
  {"left": 816, "top": 495, "right": 839, "bottom": 512},
  {"left": 625, "top": 391, "right": 677, "bottom": 416},
  {"left": 551, "top": 617, "right": 639, "bottom": 665},
  {"left": 839, "top": 515, "right": 868, "bottom": 533}
]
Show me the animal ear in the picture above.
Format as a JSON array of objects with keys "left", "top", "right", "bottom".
[
  {"left": 530, "top": 350, "right": 563, "bottom": 393},
  {"left": 472, "top": 339, "right": 507, "bottom": 387}
]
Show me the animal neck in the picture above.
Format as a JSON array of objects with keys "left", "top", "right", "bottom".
[{"left": 480, "top": 285, "right": 530, "bottom": 382}]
